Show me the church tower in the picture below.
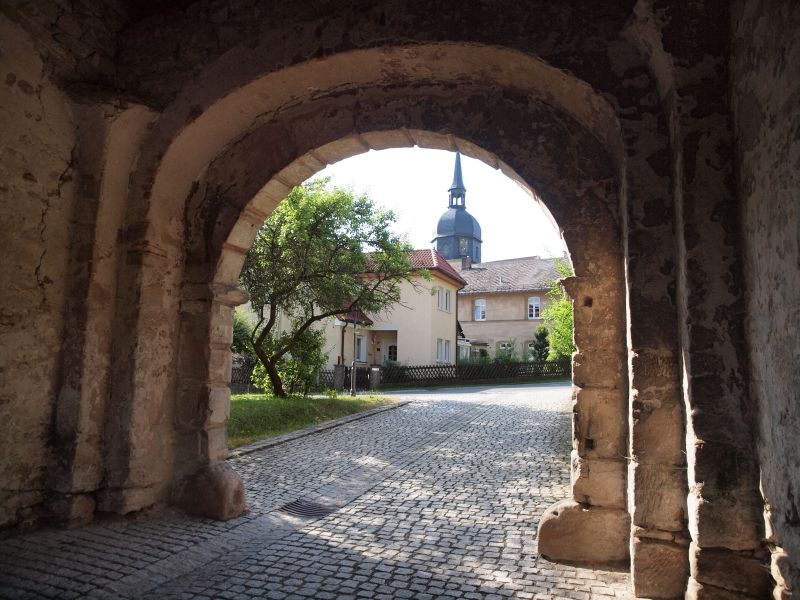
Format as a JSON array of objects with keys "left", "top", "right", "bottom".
[{"left": 432, "top": 152, "right": 482, "bottom": 263}]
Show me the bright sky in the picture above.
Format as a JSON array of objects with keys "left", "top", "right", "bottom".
[{"left": 314, "top": 148, "right": 566, "bottom": 263}]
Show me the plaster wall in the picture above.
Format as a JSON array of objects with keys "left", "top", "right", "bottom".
[
  {"left": 459, "top": 292, "right": 552, "bottom": 358},
  {"left": 733, "top": 0, "right": 800, "bottom": 592},
  {"left": 371, "top": 274, "right": 458, "bottom": 365},
  {"left": 321, "top": 274, "right": 459, "bottom": 367},
  {"left": 0, "top": 17, "right": 76, "bottom": 528}
]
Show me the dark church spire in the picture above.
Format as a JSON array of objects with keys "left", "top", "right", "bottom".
[{"left": 448, "top": 151, "right": 466, "bottom": 207}]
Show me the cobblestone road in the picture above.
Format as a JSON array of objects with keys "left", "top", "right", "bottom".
[{"left": 0, "top": 383, "right": 632, "bottom": 599}]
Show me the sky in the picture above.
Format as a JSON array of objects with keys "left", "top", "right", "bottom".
[{"left": 314, "top": 148, "right": 566, "bottom": 263}]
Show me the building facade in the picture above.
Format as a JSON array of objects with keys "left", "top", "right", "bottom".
[
  {"left": 321, "top": 249, "right": 466, "bottom": 367},
  {"left": 454, "top": 256, "right": 560, "bottom": 360}
]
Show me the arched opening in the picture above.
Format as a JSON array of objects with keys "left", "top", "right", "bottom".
[
  {"left": 97, "top": 41, "right": 684, "bottom": 594},
  {"left": 176, "top": 118, "right": 629, "bottom": 559},
  {"left": 0, "top": 3, "right": 783, "bottom": 597}
]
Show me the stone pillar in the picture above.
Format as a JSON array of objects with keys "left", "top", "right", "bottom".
[
  {"left": 622, "top": 123, "right": 690, "bottom": 598},
  {"left": 369, "top": 367, "right": 382, "bottom": 390},
  {"left": 333, "top": 364, "right": 346, "bottom": 392},
  {"left": 171, "top": 283, "right": 247, "bottom": 520},
  {"left": 46, "top": 103, "right": 156, "bottom": 525},
  {"left": 667, "top": 18, "right": 769, "bottom": 595},
  {"left": 538, "top": 272, "right": 630, "bottom": 564}
]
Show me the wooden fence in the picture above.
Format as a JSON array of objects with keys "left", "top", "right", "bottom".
[
  {"left": 231, "top": 358, "right": 571, "bottom": 394},
  {"left": 381, "top": 359, "right": 571, "bottom": 388}
]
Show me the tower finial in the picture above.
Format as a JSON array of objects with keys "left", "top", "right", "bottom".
[{"left": 448, "top": 151, "right": 466, "bottom": 208}]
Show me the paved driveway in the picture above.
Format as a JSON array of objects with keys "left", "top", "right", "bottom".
[{"left": 0, "top": 382, "right": 632, "bottom": 599}]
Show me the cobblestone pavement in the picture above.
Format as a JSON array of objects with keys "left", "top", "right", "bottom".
[{"left": 0, "top": 382, "right": 632, "bottom": 599}]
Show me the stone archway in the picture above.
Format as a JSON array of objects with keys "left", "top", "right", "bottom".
[
  {"left": 68, "top": 42, "right": 684, "bottom": 597},
  {"left": 0, "top": 2, "right": 785, "bottom": 597}
]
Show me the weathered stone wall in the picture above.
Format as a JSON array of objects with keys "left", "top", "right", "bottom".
[
  {"left": 1, "top": 0, "right": 128, "bottom": 86},
  {"left": 733, "top": 0, "right": 800, "bottom": 594},
  {"left": 0, "top": 16, "right": 77, "bottom": 528},
  {"left": 0, "top": 2, "right": 796, "bottom": 598}
]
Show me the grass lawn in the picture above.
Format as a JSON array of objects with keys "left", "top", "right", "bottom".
[{"left": 227, "top": 393, "right": 395, "bottom": 449}]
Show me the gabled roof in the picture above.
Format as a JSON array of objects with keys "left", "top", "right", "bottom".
[
  {"left": 408, "top": 248, "right": 467, "bottom": 288},
  {"left": 448, "top": 256, "right": 561, "bottom": 295}
]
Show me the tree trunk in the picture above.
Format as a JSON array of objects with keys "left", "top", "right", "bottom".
[{"left": 264, "top": 360, "right": 285, "bottom": 398}]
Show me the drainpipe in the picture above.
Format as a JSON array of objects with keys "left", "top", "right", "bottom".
[
  {"left": 340, "top": 321, "right": 349, "bottom": 365},
  {"left": 455, "top": 288, "right": 459, "bottom": 366}
]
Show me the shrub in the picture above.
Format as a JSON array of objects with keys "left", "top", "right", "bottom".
[{"left": 251, "top": 327, "right": 327, "bottom": 395}]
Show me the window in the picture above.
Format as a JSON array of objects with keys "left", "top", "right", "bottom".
[
  {"left": 528, "top": 296, "right": 541, "bottom": 319},
  {"left": 437, "top": 338, "right": 451, "bottom": 362},
  {"left": 355, "top": 335, "right": 366, "bottom": 362},
  {"left": 459, "top": 237, "right": 469, "bottom": 256},
  {"left": 498, "top": 341, "right": 513, "bottom": 351},
  {"left": 388, "top": 345, "right": 397, "bottom": 361},
  {"left": 474, "top": 298, "right": 486, "bottom": 321},
  {"left": 436, "top": 287, "right": 452, "bottom": 312}
]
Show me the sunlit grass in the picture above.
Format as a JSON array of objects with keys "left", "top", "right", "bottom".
[{"left": 227, "top": 393, "right": 394, "bottom": 448}]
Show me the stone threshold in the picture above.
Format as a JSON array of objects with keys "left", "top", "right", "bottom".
[{"left": 228, "top": 398, "right": 413, "bottom": 458}]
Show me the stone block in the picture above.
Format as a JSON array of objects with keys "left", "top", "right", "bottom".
[
  {"left": 174, "top": 379, "right": 207, "bottom": 428},
  {"left": 206, "top": 385, "right": 231, "bottom": 427},
  {"left": 691, "top": 544, "right": 771, "bottom": 598},
  {"left": 572, "top": 351, "right": 627, "bottom": 389},
  {"left": 686, "top": 577, "right": 763, "bottom": 600},
  {"left": 628, "top": 349, "right": 681, "bottom": 391},
  {"left": 225, "top": 217, "right": 260, "bottom": 254},
  {"left": 571, "top": 452, "right": 626, "bottom": 509},
  {"left": 770, "top": 548, "right": 794, "bottom": 600},
  {"left": 573, "top": 387, "right": 627, "bottom": 458},
  {"left": 687, "top": 490, "right": 763, "bottom": 551},
  {"left": 203, "top": 425, "right": 230, "bottom": 463},
  {"left": 631, "top": 536, "right": 688, "bottom": 599},
  {"left": 537, "top": 499, "right": 629, "bottom": 563},
  {"left": 96, "top": 484, "right": 164, "bottom": 515},
  {"left": 630, "top": 401, "right": 684, "bottom": 463},
  {"left": 173, "top": 463, "right": 246, "bottom": 521},
  {"left": 406, "top": 129, "right": 451, "bottom": 150},
  {"left": 46, "top": 493, "right": 96, "bottom": 527},
  {"left": 313, "top": 135, "right": 367, "bottom": 164},
  {"left": 360, "top": 130, "right": 415, "bottom": 150},
  {"left": 276, "top": 160, "right": 317, "bottom": 188},
  {"left": 215, "top": 248, "right": 247, "bottom": 284},
  {"left": 208, "top": 346, "right": 232, "bottom": 384},
  {"left": 629, "top": 461, "right": 687, "bottom": 532}
]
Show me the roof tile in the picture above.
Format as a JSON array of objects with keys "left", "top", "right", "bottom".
[{"left": 447, "top": 256, "right": 561, "bottom": 294}]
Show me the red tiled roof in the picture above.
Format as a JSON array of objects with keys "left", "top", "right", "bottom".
[{"left": 407, "top": 248, "right": 467, "bottom": 288}]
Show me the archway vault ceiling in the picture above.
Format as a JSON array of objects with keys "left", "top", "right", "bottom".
[
  {"left": 179, "top": 84, "right": 622, "bottom": 287},
  {"left": 130, "top": 42, "right": 642, "bottom": 286}
]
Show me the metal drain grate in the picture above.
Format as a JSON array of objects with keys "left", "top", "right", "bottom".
[{"left": 277, "top": 498, "right": 338, "bottom": 518}]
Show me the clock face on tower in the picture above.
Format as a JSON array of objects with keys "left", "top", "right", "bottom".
[{"left": 459, "top": 237, "right": 469, "bottom": 256}]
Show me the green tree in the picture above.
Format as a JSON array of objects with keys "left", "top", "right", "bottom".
[
  {"left": 541, "top": 259, "right": 576, "bottom": 360},
  {"left": 240, "top": 178, "right": 419, "bottom": 397},
  {"left": 495, "top": 338, "right": 519, "bottom": 363},
  {"left": 529, "top": 326, "right": 550, "bottom": 362},
  {"left": 251, "top": 326, "right": 327, "bottom": 395},
  {"left": 231, "top": 308, "right": 254, "bottom": 355}
]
